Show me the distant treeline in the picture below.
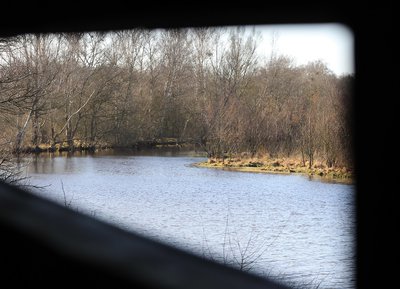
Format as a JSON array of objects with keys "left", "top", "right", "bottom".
[{"left": 0, "top": 28, "right": 353, "bottom": 168}]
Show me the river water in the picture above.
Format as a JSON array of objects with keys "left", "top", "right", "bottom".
[{"left": 25, "top": 150, "right": 355, "bottom": 289}]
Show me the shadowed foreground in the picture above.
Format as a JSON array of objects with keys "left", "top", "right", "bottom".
[{"left": 0, "top": 181, "right": 290, "bottom": 289}]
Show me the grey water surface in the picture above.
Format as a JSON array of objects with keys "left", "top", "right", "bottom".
[{"left": 25, "top": 150, "right": 355, "bottom": 289}]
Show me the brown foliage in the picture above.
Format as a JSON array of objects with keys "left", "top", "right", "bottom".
[{"left": 1, "top": 28, "right": 353, "bottom": 171}]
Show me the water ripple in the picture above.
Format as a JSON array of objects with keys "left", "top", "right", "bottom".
[{"left": 27, "top": 153, "right": 355, "bottom": 289}]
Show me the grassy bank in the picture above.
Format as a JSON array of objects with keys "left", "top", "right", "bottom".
[
  {"left": 19, "top": 141, "right": 110, "bottom": 153},
  {"left": 18, "top": 138, "right": 198, "bottom": 154},
  {"left": 195, "top": 156, "right": 354, "bottom": 184}
]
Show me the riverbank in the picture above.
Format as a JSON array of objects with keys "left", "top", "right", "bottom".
[
  {"left": 17, "top": 138, "right": 198, "bottom": 154},
  {"left": 194, "top": 156, "right": 354, "bottom": 184}
]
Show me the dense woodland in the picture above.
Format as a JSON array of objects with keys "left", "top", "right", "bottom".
[{"left": 0, "top": 27, "right": 353, "bottom": 182}]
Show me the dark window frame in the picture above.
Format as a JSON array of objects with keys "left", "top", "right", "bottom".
[{"left": 0, "top": 3, "right": 395, "bottom": 288}]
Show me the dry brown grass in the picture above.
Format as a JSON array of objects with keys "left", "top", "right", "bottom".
[{"left": 196, "top": 155, "right": 354, "bottom": 184}]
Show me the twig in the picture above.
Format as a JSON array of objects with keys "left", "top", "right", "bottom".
[{"left": 60, "top": 179, "right": 73, "bottom": 208}]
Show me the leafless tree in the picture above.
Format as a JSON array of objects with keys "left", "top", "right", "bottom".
[{"left": 1, "top": 28, "right": 353, "bottom": 171}]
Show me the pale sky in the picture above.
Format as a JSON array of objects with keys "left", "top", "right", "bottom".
[{"left": 253, "top": 23, "right": 354, "bottom": 76}]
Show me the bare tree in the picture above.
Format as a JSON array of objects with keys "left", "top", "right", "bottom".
[
  {"left": 47, "top": 33, "right": 108, "bottom": 150},
  {"left": 1, "top": 28, "right": 353, "bottom": 172},
  {"left": 0, "top": 34, "right": 61, "bottom": 154},
  {"left": 201, "top": 27, "right": 258, "bottom": 158}
]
